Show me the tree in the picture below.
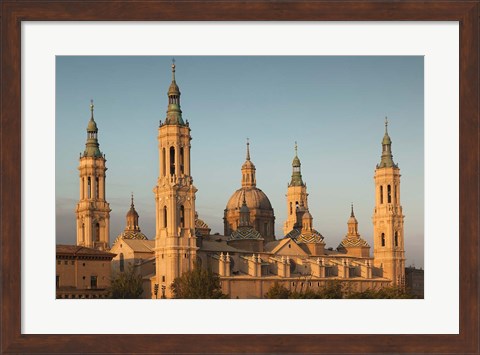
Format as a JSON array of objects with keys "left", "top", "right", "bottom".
[
  {"left": 171, "top": 266, "right": 228, "bottom": 299},
  {"left": 109, "top": 264, "right": 144, "bottom": 299},
  {"left": 265, "top": 282, "right": 291, "bottom": 299}
]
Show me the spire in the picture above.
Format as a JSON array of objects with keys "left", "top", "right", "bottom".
[
  {"left": 347, "top": 203, "right": 359, "bottom": 237},
  {"left": 164, "top": 59, "right": 184, "bottom": 125},
  {"left": 83, "top": 99, "right": 102, "bottom": 158},
  {"left": 126, "top": 193, "right": 140, "bottom": 231},
  {"left": 241, "top": 139, "right": 256, "bottom": 188},
  {"left": 90, "top": 99, "right": 94, "bottom": 119},
  {"left": 290, "top": 141, "right": 304, "bottom": 186},
  {"left": 377, "top": 116, "right": 396, "bottom": 168}
]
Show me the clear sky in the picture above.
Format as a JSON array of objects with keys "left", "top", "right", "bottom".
[{"left": 56, "top": 56, "right": 424, "bottom": 268}]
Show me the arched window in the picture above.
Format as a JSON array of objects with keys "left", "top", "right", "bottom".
[
  {"left": 95, "top": 223, "right": 100, "bottom": 242},
  {"left": 87, "top": 177, "right": 91, "bottom": 199},
  {"left": 119, "top": 253, "right": 124, "bottom": 272},
  {"left": 81, "top": 223, "right": 85, "bottom": 241},
  {"left": 387, "top": 185, "right": 392, "bottom": 203},
  {"left": 289, "top": 202, "right": 293, "bottom": 215},
  {"left": 380, "top": 186, "right": 383, "bottom": 204},
  {"left": 169, "top": 147, "right": 175, "bottom": 175},
  {"left": 180, "top": 147, "right": 184, "bottom": 174},
  {"left": 163, "top": 206, "right": 167, "bottom": 228},
  {"left": 180, "top": 205, "right": 185, "bottom": 228},
  {"left": 394, "top": 231, "right": 398, "bottom": 247},
  {"left": 394, "top": 185, "right": 397, "bottom": 203},
  {"left": 95, "top": 177, "right": 99, "bottom": 199},
  {"left": 162, "top": 148, "right": 166, "bottom": 176},
  {"left": 381, "top": 233, "right": 385, "bottom": 247}
]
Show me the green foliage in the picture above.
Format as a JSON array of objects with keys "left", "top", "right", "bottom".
[
  {"left": 264, "top": 282, "right": 291, "bottom": 299},
  {"left": 108, "top": 265, "right": 144, "bottom": 299},
  {"left": 346, "top": 286, "right": 416, "bottom": 299},
  {"left": 171, "top": 266, "right": 228, "bottom": 299},
  {"left": 264, "top": 280, "right": 415, "bottom": 299}
]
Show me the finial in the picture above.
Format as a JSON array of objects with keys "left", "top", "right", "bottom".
[
  {"left": 350, "top": 203, "right": 355, "bottom": 217},
  {"left": 171, "top": 58, "right": 176, "bottom": 81},
  {"left": 131, "top": 192, "right": 134, "bottom": 207},
  {"left": 246, "top": 138, "right": 250, "bottom": 161},
  {"left": 385, "top": 116, "right": 388, "bottom": 133},
  {"left": 294, "top": 141, "right": 298, "bottom": 156},
  {"left": 90, "top": 99, "right": 94, "bottom": 118}
]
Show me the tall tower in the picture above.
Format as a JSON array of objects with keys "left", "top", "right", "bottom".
[
  {"left": 75, "top": 100, "right": 111, "bottom": 250},
  {"left": 283, "top": 142, "right": 309, "bottom": 235},
  {"left": 372, "top": 118, "right": 405, "bottom": 286},
  {"left": 152, "top": 61, "right": 198, "bottom": 298}
]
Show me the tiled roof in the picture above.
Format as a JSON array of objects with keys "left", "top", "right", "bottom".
[
  {"left": 56, "top": 244, "right": 116, "bottom": 258},
  {"left": 337, "top": 236, "right": 370, "bottom": 250},
  {"left": 228, "top": 226, "right": 263, "bottom": 241},
  {"left": 285, "top": 228, "right": 324, "bottom": 244},
  {"left": 122, "top": 239, "right": 155, "bottom": 253},
  {"left": 200, "top": 240, "right": 247, "bottom": 253},
  {"left": 113, "top": 230, "right": 148, "bottom": 244}
]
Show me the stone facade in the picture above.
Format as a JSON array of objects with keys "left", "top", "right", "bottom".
[{"left": 56, "top": 245, "right": 115, "bottom": 299}]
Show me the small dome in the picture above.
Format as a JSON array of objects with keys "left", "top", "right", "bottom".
[
  {"left": 127, "top": 207, "right": 139, "bottom": 218},
  {"left": 292, "top": 155, "right": 301, "bottom": 167},
  {"left": 226, "top": 187, "right": 273, "bottom": 211},
  {"left": 382, "top": 133, "right": 391, "bottom": 145},
  {"left": 302, "top": 211, "right": 312, "bottom": 220},
  {"left": 87, "top": 118, "right": 98, "bottom": 132},
  {"left": 242, "top": 159, "right": 255, "bottom": 170},
  {"left": 168, "top": 81, "right": 180, "bottom": 94},
  {"left": 348, "top": 215, "right": 357, "bottom": 224}
]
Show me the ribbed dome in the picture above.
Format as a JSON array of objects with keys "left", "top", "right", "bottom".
[
  {"left": 292, "top": 155, "right": 300, "bottom": 167},
  {"left": 87, "top": 118, "right": 98, "bottom": 132},
  {"left": 382, "top": 133, "right": 391, "bottom": 145},
  {"left": 226, "top": 187, "right": 273, "bottom": 211},
  {"left": 242, "top": 160, "right": 255, "bottom": 169},
  {"left": 127, "top": 207, "right": 139, "bottom": 218},
  {"left": 168, "top": 81, "right": 180, "bottom": 95},
  {"left": 348, "top": 215, "right": 357, "bottom": 224}
]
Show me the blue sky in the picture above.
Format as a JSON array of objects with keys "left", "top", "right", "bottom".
[{"left": 56, "top": 56, "right": 424, "bottom": 267}]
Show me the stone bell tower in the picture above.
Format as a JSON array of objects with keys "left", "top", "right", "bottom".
[
  {"left": 372, "top": 118, "right": 406, "bottom": 286},
  {"left": 75, "top": 100, "right": 111, "bottom": 250},
  {"left": 152, "top": 61, "right": 198, "bottom": 298},
  {"left": 283, "top": 142, "right": 309, "bottom": 235}
]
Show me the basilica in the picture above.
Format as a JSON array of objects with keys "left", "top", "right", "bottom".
[{"left": 66, "top": 62, "right": 406, "bottom": 299}]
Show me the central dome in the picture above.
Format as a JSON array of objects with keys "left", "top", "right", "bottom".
[
  {"left": 226, "top": 187, "right": 273, "bottom": 211},
  {"left": 224, "top": 141, "right": 276, "bottom": 242}
]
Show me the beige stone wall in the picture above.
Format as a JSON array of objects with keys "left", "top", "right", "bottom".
[
  {"left": 221, "top": 277, "right": 392, "bottom": 299},
  {"left": 56, "top": 257, "right": 111, "bottom": 293},
  {"left": 373, "top": 166, "right": 406, "bottom": 285}
]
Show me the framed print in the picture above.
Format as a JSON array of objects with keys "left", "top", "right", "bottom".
[{"left": 1, "top": 1, "right": 478, "bottom": 354}]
